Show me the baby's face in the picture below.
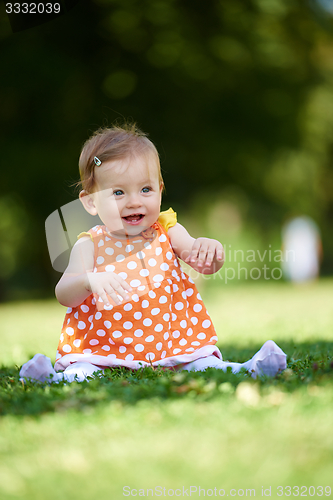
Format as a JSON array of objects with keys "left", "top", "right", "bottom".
[{"left": 87, "top": 152, "right": 162, "bottom": 238}]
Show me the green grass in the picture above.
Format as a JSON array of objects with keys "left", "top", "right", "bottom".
[{"left": 0, "top": 279, "right": 333, "bottom": 500}]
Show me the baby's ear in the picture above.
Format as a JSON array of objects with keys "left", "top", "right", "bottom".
[{"left": 79, "top": 190, "right": 98, "bottom": 216}]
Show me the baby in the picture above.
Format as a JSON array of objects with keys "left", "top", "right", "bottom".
[{"left": 20, "top": 124, "right": 287, "bottom": 383}]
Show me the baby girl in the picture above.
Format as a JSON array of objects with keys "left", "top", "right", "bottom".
[{"left": 20, "top": 124, "right": 287, "bottom": 383}]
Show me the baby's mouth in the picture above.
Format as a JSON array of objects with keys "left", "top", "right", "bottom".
[{"left": 122, "top": 214, "right": 144, "bottom": 223}]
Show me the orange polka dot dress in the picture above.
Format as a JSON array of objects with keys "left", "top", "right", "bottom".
[{"left": 55, "top": 208, "right": 221, "bottom": 371}]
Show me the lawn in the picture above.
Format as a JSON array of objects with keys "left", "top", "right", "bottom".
[{"left": 0, "top": 279, "right": 332, "bottom": 500}]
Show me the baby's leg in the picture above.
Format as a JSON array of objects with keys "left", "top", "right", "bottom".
[
  {"left": 20, "top": 354, "right": 104, "bottom": 383},
  {"left": 182, "top": 340, "right": 287, "bottom": 378},
  {"left": 62, "top": 362, "right": 104, "bottom": 383}
]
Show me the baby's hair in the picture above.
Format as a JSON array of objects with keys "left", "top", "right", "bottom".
[{"left": 77, "top": 122, "right": 165, "bottom": 194}]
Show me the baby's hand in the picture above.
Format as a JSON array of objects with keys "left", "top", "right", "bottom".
[
  {"left": 86, "top": 271, "right": 133, "bottom": 307},
  {"left": 185, "top": 238, "right": 224, "bottom": 269}
]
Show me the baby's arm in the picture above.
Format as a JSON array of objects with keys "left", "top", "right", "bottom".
[
  {"left": 167, "top": 223, "right": 224, "bottom": 275},
  {"left": 55, "top": 237, "right": 132, "bottom": 307}
]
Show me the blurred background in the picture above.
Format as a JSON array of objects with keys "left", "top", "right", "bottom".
[{"left": 1, "top": 0, "right": 333, "bottom": 301}]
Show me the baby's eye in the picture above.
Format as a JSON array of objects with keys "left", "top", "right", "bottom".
[
  {"left": 113, "top": 190, "right": 124, "bottom": 196},
  {"left": 142, "top": 187, "right": 152, "bottom": 193}
]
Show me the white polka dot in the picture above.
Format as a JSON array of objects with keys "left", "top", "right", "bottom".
[
  {"left": 168, "top": 340, "right": 172, "bottom": 348},
  {"left": 160, "top": 263, "right": 169, "bottom": 271},
  {"left": 159, "top": 295, "right": 168, "bottom": 304},
  {"left": 112, "top": 331, "right": 122, "bottom": 338},
  {"left": 173, "top": 348, "right": 181, "bottom": 354},
  {"left": 148, "top": 258, "right": 156, "bottom": 267},
  {"left": 83, "top": 349, "right": 92, "bottom": 354},
  {"left": 186, "top": 347, "right": 195, "bottom": 352},
  {"left": 159, "top": 234, "right": 167, "bottom": 242},
  {"left": 102, "top": 345, "right": 110, "bottom": 351},
  {"left": 151, "top": 307, "right": 160, "bottom": 315},
  {"left": 154, "top": 323, "right": 163, "bottom": 332},
  {"left": 197, "top": 293, "right": 202, "bottom": 300},
  {"left": 124, "top": 303, "right": 132, "bottom": 311},
  {"left": 191, "top": 341, "right": 200, "bottom": 346},
  {"left": 155, "top": 247, "right": 162, "bottom": 256},
  {"left": 210, "top": 335, "right": 218, "bottom": 341},
  {"left": 97, "top": 256, "right": 104, "bottom": 265},
  {"left": 98, "top": 239, "right": 104, "bottom": 247},
  {"left": 163, "top": 313, "right": 170, "bottom": 322},
  {"left": 172, "top": 330, "right": 180, "bottom": 338},
  {"left": 115, "top": 241, "right": 122, "bottom": 248},
  {"left": 140, "top": 269, "right": 149, "bottom": 277},
  {"left": 164, "top": 286, "right": 171, "bottom": 294},
  {"left": 174, "top": 259, "right": 179, "bottom": 267},
  {"left": 146, "top": 352, "right": 155, "bottom": 361},
  {"left": 72, "top": 339, "right": 81, "bottom": 348},
  {"left": 172, "top": 284, "right": 179, "bottom": 292},
  {"left": 118, "top": 272, "right": 128, "bottom": 280},
  {"left": 97, "top": 329, "right": 106, "bottom": 337},
  {"left": 134, "top": 312, "right": 142, "bottom": 320},
  {"left": 172, "top": 313, "right": 177, "bottom": 321},
  {"left": 144, "top": 242, "right": 151, "bottom": 249},
  {"left": 74, "top": 312, "right": 78, "bottom": 319},
  {"left": 105, "top": 247, "right": 114, "bottom": 256},
  {"left": 137, "top": 285, "right": 146, "bottom": 292},
  {"left": 143, "top": 318, "right": 152, "bottom": 327},
  {"left": 130, "top": 279, "right": 141, "bottom": 287},
  {"left": 124, "top": 337, "right": 133, "bottom": 344},
  {"left": 132, "top": 294, "right": 140, "bottom": 302},
  {"left": 186, "top": 288, "right": 194, "bottom": 297},
  {"left": 135, "top": 344, "right": 144, "bottom": 352},
  {"left": 202, "top": 319, "right": 211, "bottom": 328},
  {"left": 109, "top": 338, "right": 115, "bottom": 345},
  {"left": 116, "top": 254, "right": 125, "bottom": 262},
  {"left": 179, "top": 338, "right": 187, "bottom": 346},
  {"left": 113, "top": 312, "right": 122, "bottom": 320},
  {"left": 95, "top": 312, "right": 102, "bottom": 320},
  {"left": 119, "top": 346, "right": 126, "bottom": 353},
  {"left": 66, "top": 307, "right": 72, "bottom": 314},
  {"left": 197, "top": 333, "right": 206, "bottom": 340},
  {"left": 66, "top": 327, "right": 74, "bottom": 336},
  {"left": 105, "top": 264, "right": 115, "bottom": 272},
  {"left": 153, "top": 274, "right": 164, "bottom": 283},
  {"left": 123, "top": 321, "right": 133, "bottom": 330},
  {"left": 148, "top": 290, "right": 156, "bottom": 299},
  {"left": 62, "top": 344, "right": 72, "bottom": 353},
  {"left": 161, "top": 351, "right": 166, "bottom": 358},
  {"left": 188, "top": 277, "right": 194, "bottom": 284},
  {"left": 142, "top": 300, "right": 149, "bottom": 308},
  {"left": 175, "top": 302, "right": 184, "bottom": 310},
  {"left": 125, "top": 354, "right": 134, "bottom": 361},
  {"left": 156, "top": 342, "right": 162, "bottom": 351},
  {"left": 145, "top": 335, "right": 154, "bottom": 342},
  {"left": 126, "top": 244, "right": 134, "bottom": 252},
  {"left": 127, "top": 261, "right": 137, "bottom": 270},
  {"left": 187, "top": 328, "right": 193, "bottom": 336},
  {"left": 134, "top": 329, "right": 143, "bottom": 337},
  {"left": 91, "top": 297, "right": 96, "bottom": 305},
  {"left": 60, "top": 333, "right": 64, "bottom": 342},
  {"left": 89, "top": 324, "right": 94, "bottom": 330},
  {"left": 78, "top": 321, "right": 86, "bottom": 330},
  {"left": 191, "top": 316, "right": 198, "bottom": 325},
  {"left": 81, "top": 305, "right": 89, "bottom": 313},
  {"left": 166, "top": 251, "right": 173, "bottom": 260},
  {"left": 67, "top": 319, "right": 70, "bottom": 325},
  {"left": 164, "top": 332, "right": 169, "bottom": 340},
  {"left": 89, "top": 339, "right": 99, "bottom": 346},
  {"left": 180, "top": 320, "right": 187, "bottom": 329},
  {"left": 136, "top": 250, "right": 145, "bottom": 259},
  {"left": 104, "top": 304, "right": 113, "bottom": 311}
]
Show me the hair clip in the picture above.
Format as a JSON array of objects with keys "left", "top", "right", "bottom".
[{"left": 94, "top": 156, "right": 101, "bottom": 166}]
